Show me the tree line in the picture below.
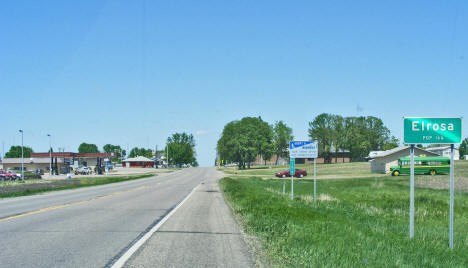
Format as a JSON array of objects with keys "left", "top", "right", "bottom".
[
  {"left": 217, "top": 114, "right": 401, "bottom": 168},
  {"left": 308, "top": 113, "right": 399, "bottom": 162},
  {"left": 2, "top": 132, "right": 198, "bottom": 167},
  {"left": 217, "top": 117, "right": 293, "bottom": 169}
]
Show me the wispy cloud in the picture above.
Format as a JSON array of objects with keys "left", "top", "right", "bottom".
[{"left": 196, "top": 130, "right": 209, "bottom": 135}]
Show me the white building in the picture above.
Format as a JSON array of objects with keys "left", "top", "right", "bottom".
[
  {"left": 425, "top": 146, "right": 460, "bottom": 160},
  {"left": 370, "top": 146, "right": 439, "bottom": 174}
]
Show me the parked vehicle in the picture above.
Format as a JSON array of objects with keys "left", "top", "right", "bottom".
[
  {"left": 275, "top": 169, "right": 308, "bottom": 178},
  {"left": 6, "top": 170, "right": 20, "bottom": 180},
  {"left": 0, "top": 170, "right": 18, "bottom": 180},
  {"left": 390, "top": 156, "right": 450, "bottom": 176},
  {"left": 74, "top": 166, "right": 92, "bottom": 175},
  {"left": 0, "top": 170, "right": 11, "bottom": 180}
]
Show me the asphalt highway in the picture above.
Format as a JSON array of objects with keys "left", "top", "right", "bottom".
[{"left": 0, "top": 167, "right": 254, "bottom": 268}]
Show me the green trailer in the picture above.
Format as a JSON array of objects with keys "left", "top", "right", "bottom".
[{"left": 390, "top": 156, "right": 450, "bottom": 176}]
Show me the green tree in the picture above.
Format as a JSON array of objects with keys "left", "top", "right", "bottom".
[
  {"left": 165, "top": 132, "right": 197, "bottom": 166},
  {"left": 78, "top": 143, "right": 99, "bottom": 154},
  {"left": 309, "top": 114, "right": 396, "bottom": 162},
  {"left": 460, "top": 138, "right": 468, "bottom": 158},
  {"left": 272, "top": 121, "right": 293, "bottom": 165},
  {"left": 330, "top": 114, "right": 345, "bottom": 163},
  {"left": 5, "top": 146, "right": 33, "bottom": 158},
  {"left": 217, "top": 117, "right": 274, "bottom": 169},
  {"left": 343, "top": 116, "right": 393, "bottom": 161},
  {"left": 382, "top": 136, "right": 400, "bottom": 151},
  {"left": 128, "top": 147, "right": 152, "bottom": 158},
  {"left": 308, "top": 113, "right": 335, "bottom": 163},
  {"left": 103, "top": 144, "right": 126, "bottom": 158}
]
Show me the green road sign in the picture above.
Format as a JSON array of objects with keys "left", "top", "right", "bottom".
[
  {"left": 290, "top": 158, "right": 295, "bottom": 176},
  {"left": 404, "top": 117, "right": 462, "bottom": 144}
]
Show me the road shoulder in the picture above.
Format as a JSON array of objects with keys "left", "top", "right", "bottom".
[{"left": 124, "top": 169, "right": 255, "bottom": 267}]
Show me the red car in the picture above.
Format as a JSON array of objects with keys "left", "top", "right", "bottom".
[
  {"left": 275, "top": 169, "right": 307, "bottom": 178},
  {"left": 0, "top": 170, "right": 17, "bottom": 180}
]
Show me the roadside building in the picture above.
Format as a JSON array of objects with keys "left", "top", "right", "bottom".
[
  {"left": 1, "top": 157, "right": 65, "bottom": 173},
  {"left": 366, "top": 151, "right": 385, "bottom": 161},
  {"left": 370, "top": 146, "right": 439, "bottom": 174},
  {"left": 31, "top": 152, "right": 113, "bottom": 168},
  {"left": 122, "top": 156, "right": 154, "bottom": 168},
  {"left": 425, "top": 146, "right": 460, "bottom": 160}
]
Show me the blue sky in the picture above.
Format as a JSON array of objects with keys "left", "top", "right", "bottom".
[{"left": 1, "top": 0, "right": 467, "bottom": 166}]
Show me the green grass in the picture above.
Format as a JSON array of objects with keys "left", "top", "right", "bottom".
[
  {"left": 0, "top": 173, "right": 156, "bottom": 198},
  {"left": 220, "top": 176, "right": 468, "bottom": 267},
  {"left": 219, "top": 161, "right": 468, "bottom": 192},
  {"left": 219, "top": 162, "right": 387, "bottom": 178}
]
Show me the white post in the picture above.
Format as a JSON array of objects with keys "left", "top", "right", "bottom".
[
  {"left": 290, "top": 173, "right": 294, "bottom": 200},
  {"left": 449, "top": 144, "right": 455, "bottom": 248},
  {"left": 314, "top": 158, "right": 317, "bottom": 203},
  {"left": 410, "top": 144, "right": 415, "bottom": 238},
  {"left": 290, "top": 158, "right": 294, "bottom": 200}
]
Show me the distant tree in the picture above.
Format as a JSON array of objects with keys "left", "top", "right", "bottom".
[
  {"left": 5, "top": 146, "right": 33, "bottom": 158},
  {"left": 217, "top": 117, "right": 274, "bottom": 169},
  {"left": 308, "top": 113, "right": 335, "bottom": 163},
  {"left": 460, "top": 138, "right": 468, "bottom": 158},
  {"left": 102, "top": 144, "right": 125, "bottom": 158},
  {"left": 165, "top": 132, "right": 197, "bottom": 166},
  {"left": 272, "top": 121, "right": 293, "bottom": 165},
  {"left": 78, "top": 143, "right": 99, "bottom": 154},
  {"left": 330, "top": 114, "right": 345, "bottom": 163},
  {"left": 309, "top": 114, "right": 395, "bottom": 162},
  {"left": 382, "top": 136, "right": 400, "bottom": 151},
  {"left": 128, "top": 147, "right": 152, "bottom": 158}
]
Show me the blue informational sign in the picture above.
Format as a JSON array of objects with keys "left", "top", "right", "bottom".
[{"left": 289, "top": 140, "right": 318, "bottom": 158}]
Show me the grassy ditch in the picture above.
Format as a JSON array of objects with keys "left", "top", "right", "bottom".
[
  {"left": 0, "top": 173, "right": 156, "bottom": 198},
  {"left": 220, "top": 176, "right": 468, "bottom": 267}
]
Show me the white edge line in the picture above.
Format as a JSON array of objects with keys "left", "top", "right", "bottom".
[{"left": 111, "top": 182, "right": 203, "bottom": 268}]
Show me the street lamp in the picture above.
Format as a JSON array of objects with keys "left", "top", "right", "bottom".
[
  {"left": 47, "top": 134, "right": 52, "bottom": 176},
  {"left": 19, "top": 130, "right": 24, "bottom": 182}
]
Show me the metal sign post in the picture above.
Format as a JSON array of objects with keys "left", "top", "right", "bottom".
[
  {"left": 313, "top": 158, "right": 317, "bottom": 203},
  {"left": 403, "top": 117, "right": 462, "bottom": 247},
  {"left": 409, "top": 144, "right": 415, "bottom": 238},
  {"left": 449, "top": 144, "right": 454, "bottom": 248},
  {"left": 290, "top": 157, "right": 295, "bottom": 200}
]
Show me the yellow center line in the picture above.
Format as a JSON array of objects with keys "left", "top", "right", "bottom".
[
  {"left": 0, "top": 169, "right": 192, "bottom": 223},
  {"left": 0, "top": 183, "right": 158, "bottom": 223}
]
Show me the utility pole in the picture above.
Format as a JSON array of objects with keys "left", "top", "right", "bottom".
[
  {"left": 166, "top": 144, "right": 169, "bottom": 168},
  {"left": 19, "top": 130, "right": 24, "bottom": 182},
  {"left": 47, "top": 134, "right": 52, "bottom": 176}
]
